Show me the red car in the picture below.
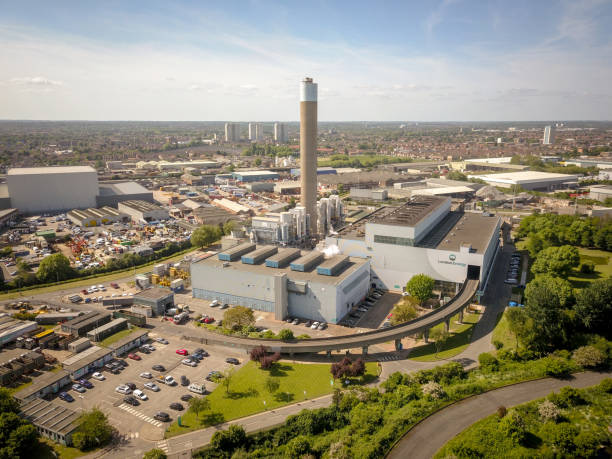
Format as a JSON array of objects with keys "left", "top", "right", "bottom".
[
  {"left": 110, "top": 282, "right": 119, "bottom": 289},
  {"left": 81, "top": 289, "right": 88, "bottom": 295},
  {"left": 128, "top": 353, "right": 141, "bottom": 361},
  {"left": 175, "top": 349, "right": 188, "bottom": 356},
  {"left": 200, "top": 317, "right": 215, "bottom": 324}
]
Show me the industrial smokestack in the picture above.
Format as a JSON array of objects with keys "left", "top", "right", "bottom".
[{"left": 300, "top": 77, "right": 318, "bottom": 235}]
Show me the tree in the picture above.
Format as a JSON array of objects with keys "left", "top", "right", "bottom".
[
  {"left": 249, "top": 345, "right": 267, "bottom": 363},
  {"left": 223, "top": 306, "right": 255, "bottom": 330},
  {"left": 210, "top": 425, "right": 247, "bottom": 455},
  {"left": 277, "top": 329, "right": 294, "bottom": 341},
  {"left": 36, "top": 253, "right": 75, "bottom": 283},
  {"left": 0, "top": 412, "right": 39, "bottom": 457},
  {"left": 264, "top": 377, "right": 280, "bottom": 393},
  {"left": 531, "top": 245, "right": 580, "bottom": 277},
  {"left": 190, "top": 224, "right": 222, "bottom": 248},
  {"left": 221, "top": 367, "right": 235, "bottom": 394},
  {"left": 572, "top": 346, "right": 606, "bottom": 368},
  {"left": 222, "top": 220, "right": 236, "bottom": 235},
  {"left": 143, "top": 449, "right": 167, "bottom": 459},
  {"left": 505, "top": 307, "right": 535, "bottom": 349},
  {"left": 430, "top": 328, "right": 450, "bottom": 358},
  {"left": 188, "top": 396, "right": 210, "bottom": 420},
  {"left": 260, "top": 353, "right": 280, "bottom": 369},
  {"left": 405, "top": 274, "right": 435, "bottom": 306},
  {"left": 72, "top": 408, "right": 113, "bottom": 451},
  {"left": 523, "top": 274, "right": 574, "bottom": 350},
  {"left": 390, "top": 298, "right": 419, "bottom": 325},
  {"left": 331, "top": 357, "right": 366, "bottom": 379},
  {"left": 0, "top": 388, "right": 20, "bottom": 414},
  {"left": 574, "top": 278, "right": 612, "bottom": 337}
]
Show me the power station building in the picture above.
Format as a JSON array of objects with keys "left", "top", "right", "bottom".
[
  {"left": 325, "top": 196, "right": 501, "bottom": 298},
  {"left": 190, "top": 244, "right": 370, "bottom": 324}
]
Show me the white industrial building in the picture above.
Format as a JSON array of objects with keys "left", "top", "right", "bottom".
[
  {"left": 67, "top": 206, "right": 128, "bottom": 227},
  {"left": 7, "top": 166, "right": 99, "bottom": 214},
  {"left": 325, "top": 196, "right": 501, "bottom": 297},
  {"left": 467, "top": 171, "right": 579, "bottom": 191},
  {"left": 191, "top": 244, "right": 370, "bottom": 323}
]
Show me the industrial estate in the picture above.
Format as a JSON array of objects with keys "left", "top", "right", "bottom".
[{"left": 1, "top": 4, "right": 612, "bottom": 457}]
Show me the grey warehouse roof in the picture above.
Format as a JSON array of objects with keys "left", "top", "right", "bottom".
[{"left": 370, "top": 195, "right": 449, "bottom": 227}]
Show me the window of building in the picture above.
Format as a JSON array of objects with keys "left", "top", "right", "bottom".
[{"left": 373, "top": 235, "right": 414, "bottom": 246}]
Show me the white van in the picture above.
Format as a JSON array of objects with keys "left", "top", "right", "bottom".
[{"left": 188, "top": 383, "right": 205, "bottom": 394}]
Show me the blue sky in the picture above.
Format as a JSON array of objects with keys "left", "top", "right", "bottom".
[{"left": 1, "top": 0, "right": 611, "bottom": 121}]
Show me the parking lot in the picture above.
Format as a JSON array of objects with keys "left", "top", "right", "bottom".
[{"left": 51, "top": 332, "right": 245, "bottom": 438}]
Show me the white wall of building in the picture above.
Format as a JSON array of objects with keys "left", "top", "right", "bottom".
[{"left": 7, "top": 168, "right": 99, "bottom": 214}]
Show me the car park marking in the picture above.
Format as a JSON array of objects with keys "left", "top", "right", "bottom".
[
  {"left": 118, "top": 403, "right": 164, "bottom": 427},
  {"left": 156, "top": 440, "right": 169, "bottom": 453}
]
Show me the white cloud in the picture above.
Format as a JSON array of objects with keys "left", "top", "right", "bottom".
[{"left": 10, "top": 76, "right": 63, "bottom": 86}]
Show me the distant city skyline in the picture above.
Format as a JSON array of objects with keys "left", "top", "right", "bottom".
[{"left": 1, "top": 0, "right": 611, "bottom": 121}]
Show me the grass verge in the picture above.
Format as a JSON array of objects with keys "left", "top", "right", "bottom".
[
  {"left": 568, "top": 247, "right": 612, "bottom": 288},
  {"left": 491, "top": 309, "right": 517, "bottom": 351},
  {"left": 165, "top": 360, "right": 378, "bottom": 438},
  {"left": 408, "top": 312, "right": 481, "bottom": 362},
  {"left": 34, "top": 437, "right": 96, "bottom": 459}
]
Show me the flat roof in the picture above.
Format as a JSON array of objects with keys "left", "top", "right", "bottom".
[
  {"left": 106, "top": 329, "right": 149, "bottom": 351},
  {"left": 134, "top": 287, "right": 173, "bottom": 300},
  {"left": 7, "top": 166, "right": 96, "bottom": 175},
  {"left": 234, "top": 170, "right": 278, "bottom": 176},
  {"left": 98, "top": 181, "right": 150, "bottom": 195},
  {"left": 369, "top": 196, "right": 449, "bottom": 227},
  {"left": 471, "top": 171, "right": 579, "bottom": 184},
  {"left": 422, "top": 212, "right": 500, "bottom": 254},
  {"left": 20, "top": 398, "right": 80, "bottom": 436},
  {"left": 14, "top": 369, "right": 71, "bottom": 400},
  {"left": 412, "top": 186, "right": 474, "bottom": 196},
  {"left": 0, "top": 208, "right": 18, "bottom": 218},
  {"left": 62, "top": 345, "right": 113, "bottom": 372},
  {"left": 195, "top": 252, "right": 368, "bottom": 286},
  {"left": 118, "top": 200, "right": 165, "bottom": 212}
]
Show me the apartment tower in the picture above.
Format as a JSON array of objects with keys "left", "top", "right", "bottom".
[{"left": 300, "top": 77, "right": 318, "bottom": 234}]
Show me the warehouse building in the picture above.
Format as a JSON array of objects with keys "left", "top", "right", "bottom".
[
  {"left": 7, "top": 166, "right": 99, "bottom": 214},
  {"left": 350, "top": 188, "right": 388, "bottom": 201},
  {"left": 0, "top": 208, "right": 18, "bottom": 228},
  {"left": 61, "top": 345, "right": 113, "bottom": 379},
  {"left": 232, "top": 170, "right": 280, "bottom": 182},
  {"left": 14, "top": 369, "right": 72, "bottom": 402},
  {"left": 20, "top": 398, "right": 80, "bottom": 445},
  {"left": 133, "top": 288, "right": 174, "bottom": 316},
  {"left": 192, "top": 205, "right": 241, "bottom": 226},
  {"left": 35, "top": 311, "right": 85, "bottom": 325},
  {"left": 588, "top": 184, "right": 612, "bottom": 202},
  {"left": 191, "top": 246, "right": 370, "bottom": 323},
  {"left": 290, "top": 166, "right": 337, "bottom": 176},
  {"left": 60, "top": 312, "right": 111, "bottom": 337},
  {"left": 467, "top": 171, "right": 579, "bottom": 191},
  {"left": 325, "top": 195, "right": 501, "bottom": 299},
  {"left": 67, "top": 206, "right": 128, "bottom": 227},
  {"left": 96, "top": 181, "right": 154, "bottom": 207},
  {"left": 274, "top": 181, "right": 301, "bottom": 195},
  {"left": 107, "top": 329, "right": 149, "bottom": 356},
  {"left": 86, "top": 318, "right": 128, "bottom": 342},
  {"left": 117, "top": 200, "right": 169, "bottom": 223},
  {"left": 0, "top": 317, "right": 38, "bottom": 348}
]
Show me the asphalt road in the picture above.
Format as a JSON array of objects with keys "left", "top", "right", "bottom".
[{"left": 387, "top": 370, "right": 612, "bottom": 459}]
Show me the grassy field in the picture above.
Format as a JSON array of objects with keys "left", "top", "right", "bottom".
[
  {"left": 0, "top": 246, "right": 198, "bottom": 301},
  {"left": 568, "top": 247, "right": 612, "bottom": 288},
  {"left": 99, "top": 326, "right": 141, "bottom": 347},
  {"left": 491, "top": 310, "right": 517, "bottom": 351},
  {"left": 165, "top": 360, "right": 379, "bottom": 438},
  {"left": 435, "top": 384, "right": 612, "bottom": 458},
  {"left": 408, "top": 312, "right": 481, "bottom": 362}
]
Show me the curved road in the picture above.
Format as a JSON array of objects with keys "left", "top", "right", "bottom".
[
  {"left": 182, "top": 279, "right": 479, "bottom": 354},
  {"left": 387, "top": 370, "right": 612, "bottom": 459}
]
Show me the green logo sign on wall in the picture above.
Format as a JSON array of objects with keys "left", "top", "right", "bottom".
[{"left": 449, "top": 254, "right": 456, "bottom": 261}]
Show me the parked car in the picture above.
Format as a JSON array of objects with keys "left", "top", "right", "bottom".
[
  {"left": 180, "top": 375, "right": 189, "bottom": 386},
  {"left": 225, "top": 358, "right": 240, "bottom": 365},
  {"left": 78, "top": 379, "right": 93, "bottom": 389},
  {"left": 72, "top": 384, "right": 86, "bottom": 393},
  {"left": 164, "top": 375, "right": 176, "bottom": 386},
  {"left": 133, "top": 389, "right": 148, "bottom": 400},
  {"left": 138, "top": 346, "right": 150, "bottom": 354},
  {"left": 220, "top": 303, "right": 229, "bottom": 309},
  {"left": 59, "top": 392, "right": 74, "bottom": 402},
  {"left": 124, "top": 382, "right": 136, "bottom": 390},
  {"left": 305, "top": 320, "right": 313, "bottom": 327},
  {"left": 152, "top": 365, "right": 166, "bottom": 372},
  {"left": 128, "top": 353, "right": 141, "bottom": 361},
  {"left": 318, "top": 322, "right": 328, "bottom": 330},
  {"left": 169, "top": 402, "right": 184, "bottom": 411},
  {"left": 154, "top": 337, "right": 168, "bottom": 344},
  {"left": 311, "top": 321, "right": 320, "bottom": 329},
  {"left": 144, "top": 382, "right": 160, "bottom": 392},
  {"left": 92, "top": 372, "right": 105, "bottom": 381},
  {"left": 210, "top": 300, "right": 220, "bottom": 307},
  {"left": 154, "top": 412, "right": 170, "bottom": 422},
  {"left": 180, "top": 394, "right": 193, "bottom": 402},
  {"left": 201, "top": 316, "right": 215, "bottom": 324},
  {"left": 176, "top": 349, "right": 188, "bottom": 356},
  {"left": 140, "top": 372, "right": 153, "bottom": 379},
  {"left": 115, "top": 385, "right": 132, "bottom": 395},
  {"left": 206, "top": 371, "right": 223, "bottom": 381},
  {"left": 182, "top": 359, "right": 197, "bottom": 367},
  {"left": 123, "top": 395, "right": 139, "bottom": 406},
  {"left": 291, "top": 318, "right": 300, "bottom": 325}
]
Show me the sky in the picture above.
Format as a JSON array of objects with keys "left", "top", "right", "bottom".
[{"left": 1, "top": 0, "right": 612, "bottom": 121}]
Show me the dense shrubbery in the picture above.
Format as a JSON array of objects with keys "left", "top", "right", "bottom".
[
  {"left": 437, "top": 384, "right": 612, "bottom": 458},
  {"left": 193, "top": 355, "right": 589, "bottom": 459}
]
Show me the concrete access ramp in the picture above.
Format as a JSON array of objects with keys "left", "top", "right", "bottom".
[{"left": 183, "top": 278, "right": 479, "bottom": 355}]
